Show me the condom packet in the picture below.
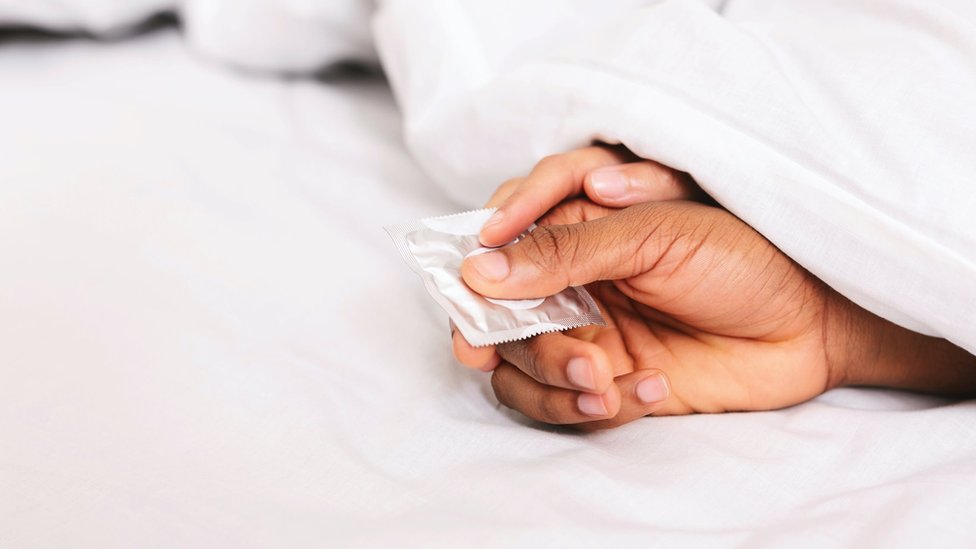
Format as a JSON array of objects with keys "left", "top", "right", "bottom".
[{"left": 385, "top": 208, "right": 605, "bottom": 347}]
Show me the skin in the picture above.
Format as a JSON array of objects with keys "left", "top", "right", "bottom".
[{"left": 451, "top": 146, "right": 976, "bottom": 430}]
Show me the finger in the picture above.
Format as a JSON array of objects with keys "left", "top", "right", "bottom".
[
  {"left": 491, "top": 362, "right": 622, "bottom": 425},
  {"left": 535, "top": 198, "right": 616, "bottom": 228},
  {"left": 574, "top": 369, "right": 690, "bottom": 431},
  {"left": 584, "top": 161, "right": 704, "bottom": 207},
  {"left": 452, "top": 329, "right": 501, "bottom": 371},
  {"left": 462, "top": 201, "right": 714, "bottom": 299},
  {"left": 479, "top": 146, "right": 631, "bottom": 247},
  {"left": 484, "top": 177, "right": 523, "bottom": 208},
  {"left": 496, "top": 332, "right": 614, "bottom": 393}
]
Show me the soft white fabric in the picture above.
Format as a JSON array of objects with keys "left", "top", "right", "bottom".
[
  {"left": 0, "top": 0, "right": 374, "bottom": 71},
  {"left": 2, "top": 29, "right": 976, "bottom": 549},
  {"left": 6, "top": 1, "right": 973, "bottom": 354},
  {"left": 183, "top": 0, "right": 376, "bottom": 72},
  {"left": 0, "top": 0, "right": 171, "bottom": 33},
  {"left": 374, "top": 0, "right": 976, "bottom": 355}
]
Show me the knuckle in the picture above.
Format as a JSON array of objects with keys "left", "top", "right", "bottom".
[
  {"left": 523, "top": 225, "right": 580, "bottom": 276},
  {"left": 623, "top": 202, "right": 705, "bottom": 276},
  {"left": 663, "top": 211, "right": 721, "bottom": 278}
]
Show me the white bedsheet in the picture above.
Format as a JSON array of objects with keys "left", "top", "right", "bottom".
[{"left": 2, "top": 29, "right": 976, "bottom": 548}]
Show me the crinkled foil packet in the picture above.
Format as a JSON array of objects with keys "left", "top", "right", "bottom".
[{"left": 385, "top": 208, "right": 605, "bottom": 347}]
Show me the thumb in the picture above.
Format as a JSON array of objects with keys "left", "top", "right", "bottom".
[
  {"left": 584, "top": 161, "right": 703, "bottom": 207},
  {"left": 461, "top": 202, "right": 708, "bottom": 299}
]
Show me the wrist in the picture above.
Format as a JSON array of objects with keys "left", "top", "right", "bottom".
[
  {"left": 822, "top": 291, "right": 873, "bottom": 390},
  {"left": 824, "top": 290, "right": 976, "bottom": 395}
]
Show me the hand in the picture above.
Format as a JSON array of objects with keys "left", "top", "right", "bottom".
[
  {"left": 454, "top": 146, "right": 702, "bottom": 375},
  {"left": 457, "top": 198, "right": 976, "bottom": 430}
]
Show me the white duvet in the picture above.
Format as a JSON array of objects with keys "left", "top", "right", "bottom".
[
  {"left": 3, "top": 0, "right": 973, "bottom": 354},
  {"left": 2, "top": 1, "right": 976, "bottom": 547},
  {"left": 374, "top": 0, "right": 976, "bottom": 356}
]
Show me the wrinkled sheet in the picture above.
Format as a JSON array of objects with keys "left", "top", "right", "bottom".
[{"left": 2, "top": 28, "right": 976, "bottom": 548}]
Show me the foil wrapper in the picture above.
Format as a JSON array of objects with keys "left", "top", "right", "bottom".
[{"left": 386, "top": 208, "right": 605, "bottom": 347}]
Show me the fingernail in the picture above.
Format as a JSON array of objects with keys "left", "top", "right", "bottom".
[
  {"left": 636, "top": 373, "right": 669, "bottom": 404},
  {"left": 468, "top": 251, "right": 510, "bottom": 281},
  {"left": 482, "top": 209, "right": 504, "bottom": 230},
  {"left": 567, "top": 357, "right": 597, "bottom": 391},
  {"left": 577, "top": 393, "right": 608, "bottom": 416},
  {"left": 589, "top": 169, "right": 628, "bottom": 199}
]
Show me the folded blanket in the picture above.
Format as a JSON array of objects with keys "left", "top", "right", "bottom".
[{"left": 374, "top": 0, "right": 976, "bottom": 355}]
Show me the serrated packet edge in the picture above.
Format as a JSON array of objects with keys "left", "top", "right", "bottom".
[{"left": 384, "top": 208, "right": 606, "bottom": 347}]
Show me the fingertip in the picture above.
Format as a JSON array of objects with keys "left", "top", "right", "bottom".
[
  {"left": 585, "top": 161, "right": 698, "bottom": 207},
  {"left": 459, "top": 257, "right": 490, "bottom": 295},
  {"left": 603, "top": 383, "right": 623, "bottom": 417},
  {"left": 584, "top": 167, "right": 630, "bottom": 206},
  {"left": 452, "top": 330, "right": 499, "bottom": 369},
  {"left": 479, "top": 216, "right": 531, "bottom": 249},
  {"left": 451, "top": 330, "right": 469, "bottom": 363},
  {"left": 478, "top": 208, "right": 509, "bottom": 247},
  {"left": 479, "top": 199, "right": 537, "bottom": 247},
  {"left": 634, "top": 370, "right": 670, "bottom": 406},
  {"left": 588, "top": 345, "right": 615, "bottom": 394},
  {"left": 577, "top": 392, "right": 609, "bottom": 417},
  {"left": 478, "top": 233, "right": 500, "bottom": 248},
  {"left": 567, "top": 345, "right": 614, "bottom": 394},
  {"left": 480, "top": 192, "right": 548, "bottom": 247},
  {"left": 577, "top": 384, "right": 621, "bottom": 418},
  {"left": 460, "top": 250, "right": 513, "bottom": 298},
  {"left": 626, "top": 370, "right": 679, "bottom": 417},
  {"left": 577, "top": 370, "right": 676, "bottom": 430}
]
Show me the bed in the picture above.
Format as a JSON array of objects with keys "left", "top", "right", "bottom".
[{"left": 2, "top": 25, "right": 975, "bottom": 548}]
